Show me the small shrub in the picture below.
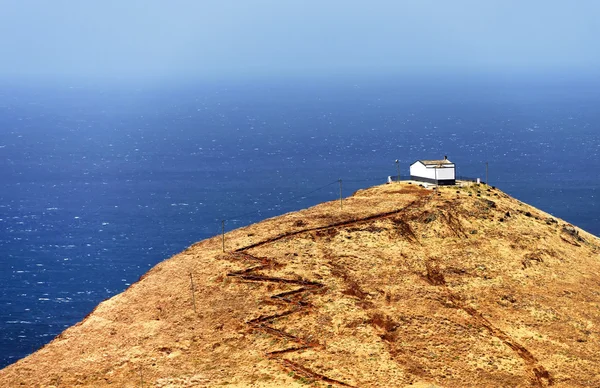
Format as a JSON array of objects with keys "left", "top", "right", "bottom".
[{"left": 425, "top": 261, "right": 446, "bottom": 286}]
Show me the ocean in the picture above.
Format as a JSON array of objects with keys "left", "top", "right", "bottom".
[{"left": 1, "top": 74, "right": 599, "bottom": 368}]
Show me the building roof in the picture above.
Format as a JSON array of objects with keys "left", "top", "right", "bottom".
[{"left": 415, "top": 159, "right": 454, "bottom": 167}]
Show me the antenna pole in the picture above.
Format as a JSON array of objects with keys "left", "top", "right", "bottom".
[
  {"left": 221, "top": 220, "right": 225, "bottom": 252},
  {"left": 339, "top": 179, "right": 343, "bottom": 210},
  {"left": 485, "top": 162, "right": 489, "bottom": 185}
]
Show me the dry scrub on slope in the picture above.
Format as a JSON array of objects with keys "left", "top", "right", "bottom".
[{"left": 1, "top": 183, "right": 599, "bottom": 387}]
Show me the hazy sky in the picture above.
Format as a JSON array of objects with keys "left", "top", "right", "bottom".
[{"left": 1, "top": 0, "right": 599, "bottom": 80}]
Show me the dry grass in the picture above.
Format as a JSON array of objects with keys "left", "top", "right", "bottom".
[{"left": 1, "top": 182, "right": 599, "bottom": 387}]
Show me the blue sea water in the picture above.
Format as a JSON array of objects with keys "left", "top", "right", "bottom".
[{"left": 1, "top": 74, "right": 599, "bottom": 368}]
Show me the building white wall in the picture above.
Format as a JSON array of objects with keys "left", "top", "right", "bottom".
[
  {"left": 410, "top": 162, "right": 435, "bottom": 180},
  {"left": 410, "top": 162, "right": 456, "bottom": 181},
  {"left": 436, "top": 166, "right": 455, "bottom": 180}
]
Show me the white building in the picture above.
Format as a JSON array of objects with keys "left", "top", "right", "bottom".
[{"left": 410, "top": 156, "right": 456, "bottom": 185}]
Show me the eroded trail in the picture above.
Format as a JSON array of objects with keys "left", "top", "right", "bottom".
[
  {"left": 223, "top": 190, "right": 553, "bottom": 386},
  {"left": 225, "top": 251, "right": 353, "bottom": 387},
  {"left": 221, "top": 193, "right": 439, "bottom": 386},
  {"left": 235, "top": 194, "right": 431, "bottom": 252},
  {"left": 451, "top": 296, "right": 554, "bottom": 387},
  {"left": 424, "top": 262, "right": 554, "bottom": 387}
]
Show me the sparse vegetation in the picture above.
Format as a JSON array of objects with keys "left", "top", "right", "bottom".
[{"left": 1, "top": 182, "right": 599, "bottom": 387}]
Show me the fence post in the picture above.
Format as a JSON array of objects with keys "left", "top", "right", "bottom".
[
  {"left": 338, "top": 179, "right": 343, "bottom": 210},
  {"left": 189, "top": 273, "right": 197, "bottom": 313},
  {"left": 221, "top": 220, "right": 225, "bottom": 252}
]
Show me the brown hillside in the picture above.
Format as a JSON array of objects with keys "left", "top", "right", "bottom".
[{"left": 1, "top": 182, "right": 599, "bottom": 387}]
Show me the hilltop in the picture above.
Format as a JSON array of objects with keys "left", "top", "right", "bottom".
[{"left": 1, "top": 182, "right": 599, "bottom": 387}]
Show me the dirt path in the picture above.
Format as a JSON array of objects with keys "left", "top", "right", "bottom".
[
  {"left": 226, "top": 251, "right": 354, "bottom": 387},
  {"left": 219, "top": 193, "right": 441, "bottom": 386}
]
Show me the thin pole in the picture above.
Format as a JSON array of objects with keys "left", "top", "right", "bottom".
[
  {"left": 338, "top": 179, "right": 343, "bottom": 210},
  {"left": 485, "top": 162, "right": 489, "bottom": 185},
  {"left": 189, "top": 273, "right": 197, "bottom": 313},
  {"left": 395, "top": 160, "right": 400, "bottom": 182},
  {"left": 221, "top": 220, "right": 225, "bottom": 252}
]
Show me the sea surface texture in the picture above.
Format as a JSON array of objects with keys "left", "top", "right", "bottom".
[{"left": 1, "top": 75, "right": 599, "bottom": 367}]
